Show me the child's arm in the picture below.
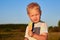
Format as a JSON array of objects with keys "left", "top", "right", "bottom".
[
  {"left": 28, "top": 30, "right": 48, "bottom": 40},
  {"left": 32, "top": 33, "right": 48, "bottom": 40},
  {"left": 24, "top": 37, "right": 29, "bottom": 40}
]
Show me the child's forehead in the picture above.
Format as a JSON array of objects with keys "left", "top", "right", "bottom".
[{"left": 29, "top": 7, "right": 39, "bottom": 11}]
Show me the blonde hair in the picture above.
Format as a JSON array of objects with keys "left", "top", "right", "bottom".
[{"left": 27, "top": 2, "right": 41, "bottom": 14}]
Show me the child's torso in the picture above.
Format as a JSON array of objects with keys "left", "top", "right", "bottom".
[{"left": 28, "top": 22, "right": 42, "bottom": 40}]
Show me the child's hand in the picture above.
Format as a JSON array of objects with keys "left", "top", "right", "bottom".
[{"left": 28, "top": 30, "right": 33, "bottom": 37}]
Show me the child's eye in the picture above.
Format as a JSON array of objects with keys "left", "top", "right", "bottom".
[
  {"left": 36, "top": 14, "right": 39, "bottom": 16},
  {"left": 31, "top": 15, "right": 34, "bottom": 17}
]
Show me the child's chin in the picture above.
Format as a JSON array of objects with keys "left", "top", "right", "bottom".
[{"left": 33, "top": 21, "right": 39, "bottom": 23}]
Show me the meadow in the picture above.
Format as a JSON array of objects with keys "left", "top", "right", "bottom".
[{"left": 0, "top": 24, "right": 60, "bottom": 40}]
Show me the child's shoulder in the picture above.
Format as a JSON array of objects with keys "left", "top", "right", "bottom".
[
  {"left": 40, "top": 20, "right": 47, "bottom": 27},
  {"left": 40, "top": 20, "right": 45, "bottom": 23}
]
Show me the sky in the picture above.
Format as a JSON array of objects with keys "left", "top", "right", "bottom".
[{"left": 0, "top": 0, "right": 60, "bottom": 26}]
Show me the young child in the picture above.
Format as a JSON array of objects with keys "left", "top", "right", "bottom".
[{"left": 24, "top": 2, "right": 48, "bottom": 40}]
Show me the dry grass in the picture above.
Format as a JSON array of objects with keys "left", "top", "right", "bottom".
[
  {"left": 0, "top": 31, "right": 25, "bottom": 40},
  {"left": 48, "top": 32, "right": 60, "bottom": 40},
  {"left": 0, "top": 31, "right": 60, "bottom": 40}
]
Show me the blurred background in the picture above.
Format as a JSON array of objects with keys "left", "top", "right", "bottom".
[{"left": 0, "top": 0, "right": 60, "bottom": 40}]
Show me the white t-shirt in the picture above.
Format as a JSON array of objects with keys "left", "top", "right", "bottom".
[{"left": 24, "top": 22, "right": 48, "bottom": 40}]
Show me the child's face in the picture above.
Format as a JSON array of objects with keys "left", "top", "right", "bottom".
[{"left": 28, "top": 7, "right": 41, "bottom": 23}]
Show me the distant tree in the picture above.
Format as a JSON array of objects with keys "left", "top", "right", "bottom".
[
  {"left": 58, "top": 20, "right": 60, "bottom": 27},
  {"left": 53, "top": 27, "right": 58, "bottom": 32},
  {"left": 48, "top": 26, "right": 53, "bottom": 29},
  {"left": 48, "top": 26, "right": 53, "bottom": 32}
]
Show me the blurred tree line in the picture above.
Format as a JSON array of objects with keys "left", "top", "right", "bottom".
[
  {"left": 0, "top": 24, "right": 27, "bottom": 32},
  {"left": 48, "top": 20, "right": 60, "bottom": 32},
  {"left": 0, "top": 20, "right": 60, "bottom": 32}
]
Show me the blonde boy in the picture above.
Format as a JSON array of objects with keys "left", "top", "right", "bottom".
[{"left": 24, "top": 2, "right": 48, "bottom": 40}]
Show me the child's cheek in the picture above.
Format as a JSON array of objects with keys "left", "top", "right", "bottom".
[{"left": 30, "top": 17, "right": 34, "bottom": 21}]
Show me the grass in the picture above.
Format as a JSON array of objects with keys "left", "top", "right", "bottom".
[
  {"left": 0, "top": 31, "right": 60, "bottom": 40},
  {"left": 0, "top": 31, "right": 25, "bottom": 40},
  {"left": 48, "top": 32, "right": 60, "bottom": 40},
  {"left": 0, "top": 24, "right": 60, "bottom": 40}
]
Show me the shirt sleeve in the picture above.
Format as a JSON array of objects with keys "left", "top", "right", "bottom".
[
  {"left": 40, "top": 23, "right": 48, "bottom": 35},
  {"left": 24, "top": 26, "right": 30, "bottom": 38}
]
